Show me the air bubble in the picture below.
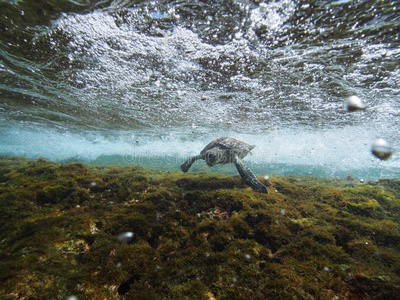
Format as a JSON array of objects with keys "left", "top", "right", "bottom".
[
  {"left": 346, "top": 96, "right": 366, "bottom": 112},
  {"left": 371, "top": 138, "right": 393, "bottom": 160},
  {"left": 263, "top": 175, "right": 270, "bottom": 186},
  {"left": 116, "top": 232, "right": 134, "bottom": 242}
]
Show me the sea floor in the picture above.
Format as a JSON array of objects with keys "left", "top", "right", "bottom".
[{"left": 0, "top": 156, "right": 399, "bottom": 299}]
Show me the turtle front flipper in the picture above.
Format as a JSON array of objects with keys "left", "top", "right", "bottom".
[
  {"left": 181, "top": 155, "right": 202, "bottom": 172},
  {"left": 234, "top": 159, "right": 268, "bottom": 193}
]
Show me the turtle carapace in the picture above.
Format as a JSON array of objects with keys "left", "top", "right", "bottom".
[{"left": 181, "top": 137, "right": 267, "bottom": 193}]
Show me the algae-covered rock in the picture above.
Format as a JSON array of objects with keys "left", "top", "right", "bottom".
[{"left": 0, "top": 156, "right": 400, "bottom": 299}]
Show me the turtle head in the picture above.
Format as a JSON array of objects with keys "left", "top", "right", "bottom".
[
  {"left": 205, "top": 148, "right": 226, "bottom": 166},
  {"left": 205, "top": 149, "right": 218, "bottom": 166}
]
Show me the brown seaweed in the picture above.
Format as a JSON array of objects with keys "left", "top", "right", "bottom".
[{"left": 0, "top": 155, "right": 399, "bottom": 299}]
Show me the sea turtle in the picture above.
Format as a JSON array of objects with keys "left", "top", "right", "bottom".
[{"left": 181, "top": 137, "right": 268, "bottom": 193}]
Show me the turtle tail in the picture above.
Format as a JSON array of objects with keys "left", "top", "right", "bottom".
[
  {"left": 181, "top": 155, "right": 202, "bottom": 172},
  {"left": 234, "top": 160, "right": 267, "bottom": 193}
]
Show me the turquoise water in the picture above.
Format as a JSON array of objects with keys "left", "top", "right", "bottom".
[{"left": 0, "top": 0, "right": 399, "bottom": 179}]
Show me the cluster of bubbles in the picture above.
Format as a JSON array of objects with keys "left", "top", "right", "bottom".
[{"left": 3, "top": 0, "right": 392, "bottom": 134}]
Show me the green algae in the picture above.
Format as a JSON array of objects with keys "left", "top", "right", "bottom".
[{"left": 0, "top": 155, "right": 400, "bottom": 299}]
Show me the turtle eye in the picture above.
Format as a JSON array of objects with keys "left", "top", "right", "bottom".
[
  {"left": 210, "top": 153, "right": 216, "bottom": 162},
  {"left": 207, "top": 152, "right": 216, "bottom": 162}
]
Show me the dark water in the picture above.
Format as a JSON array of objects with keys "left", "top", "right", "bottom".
[{"left": 0, "top": 0, "right": 399, "bottom": 179}]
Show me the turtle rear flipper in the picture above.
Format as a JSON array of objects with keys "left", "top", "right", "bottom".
[
  {"left": 234, "top": 160, "right": 267, "bottom": 193},
  {"left": 181, "top": 155, "right": 202, "bottom": 172}
]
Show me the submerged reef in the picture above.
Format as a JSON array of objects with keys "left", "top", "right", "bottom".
[{"left": 1, "top": 156, "right": 400, "bottom": 299}]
